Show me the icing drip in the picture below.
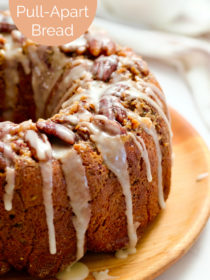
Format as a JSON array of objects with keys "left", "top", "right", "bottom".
[
  {"left": 144, "top": 82, "right": 166, "bottom": 102},
  {"left": 0, "top": 141, "right": 16, "bottom": 211},
  {"left": 115, "top": 249, "right": 129, "bottom": 259},
  {"left": 40, "top": 160, "right": 56, "bottom": 254},
  {"left": 25, "top": 130, "right": 56, "bottom": 254},
  {"left": 57, "top": 262, "right": 89, "bottom": 280},
  {"left": 86, "top": 122, "right": 137, "bottom": 254},
  {"left": 131, "top": 78, "right": 163, "bottom": 108},
  {"left": 145, "top": 87, "right": 163, "bottom": 109},
  {"left": 141, "top": 81, "right": 170, "bottom": 123},
  {"left": 3, "top": 166, "right": 15, "bottom": 211},
  {"left": 93, "top": 269, "right": 116, "bottom": 280},
  {"left": 144, "top": 127, "right": 165, "bottom": 209},
  {"left": 127, "top": 113, "right": 166, "bottom": 209},
  {"left": 128, "top": 133, "right": 152, "bottom": 182},
  {"left": 54, "top": 147, "right": 91, "bottom": 261}
]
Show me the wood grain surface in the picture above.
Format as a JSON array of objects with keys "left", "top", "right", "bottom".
[{"left": 2, "top": 109, "right": 210, "bottom": 280}]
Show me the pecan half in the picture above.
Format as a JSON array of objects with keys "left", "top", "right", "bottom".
[
  {"left": 0, "top": 22, "right": 17, "bottom": 33},
  {"left": 92, "top": 55, "right": 118, "bottom": 82},
  {"left": 86, "top": 33, "right": 116, "bottom": 57},
  {"left": 24, "top": 130, "right": 52, "bottom": 161},
  {"left": 37, "top": 121, "right": 75, "bottom": 145}
]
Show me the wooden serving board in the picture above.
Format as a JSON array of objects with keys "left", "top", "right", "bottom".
[{"left": 2, "top": 109, "right": 210, "bottom": 280}]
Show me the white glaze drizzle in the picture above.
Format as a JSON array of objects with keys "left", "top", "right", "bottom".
[
  {"left": 40, "top": 160, "right": 56, "bottom": 254},
  {"left": 141, "top": 80, "right": 170, "bottom": 123},
  {"left": 144, "top": 82, "right": 166, "bottom": 102},
  {"left": 134, "top": 75, "right": 166, "bottom": 102},
  {"left": 145, "top": 86, "right": 163, "bottom": 109},
  {"left": 56, "top": 262, "right": 89, "bottom": 280},
  {"left": 52, "top": 61, "right": 93, "bottom": 115},
  {"left": 93, "top": 269, "right": 116, "bottom": 280},
  {"left": 0, "top": 122, "right": 16, "bottom": 140},
  {"left": 54, "top": 147, "right": 91, "bottom": 261},
  {"left": 143, "top": 126, "right": 165, "bottom": 209},
  {"left": 128, "top": 133, "right": 152, "bottom": 182},
  {"left": 24, "top": 130, "right": 56, "bottom": 254},
  {"left": 25, "top": 130, "right": 51, "bottom": 160},
  {"left": 115, "top": 249, "right": 129, "bottom": 259},
  {"left": 3, "top": 166, "right": 15, "bottom": 211},
  {"left": 127, "top": 112, "right": 166, "bottom": 208},
  {"left": 84, "top": 122, "right": 137, "bottom": 254},
  {"left": 0, "top": 141, "right": 16, "bottom": 211}
]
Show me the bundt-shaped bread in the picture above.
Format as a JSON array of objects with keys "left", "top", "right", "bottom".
[{"left": 0, "top": 11, "right": 172, "bottom": 279}]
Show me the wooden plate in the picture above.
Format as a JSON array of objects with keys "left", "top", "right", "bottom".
[{"left": 2, "top": 109, "right": 210, "bottom": 280}]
